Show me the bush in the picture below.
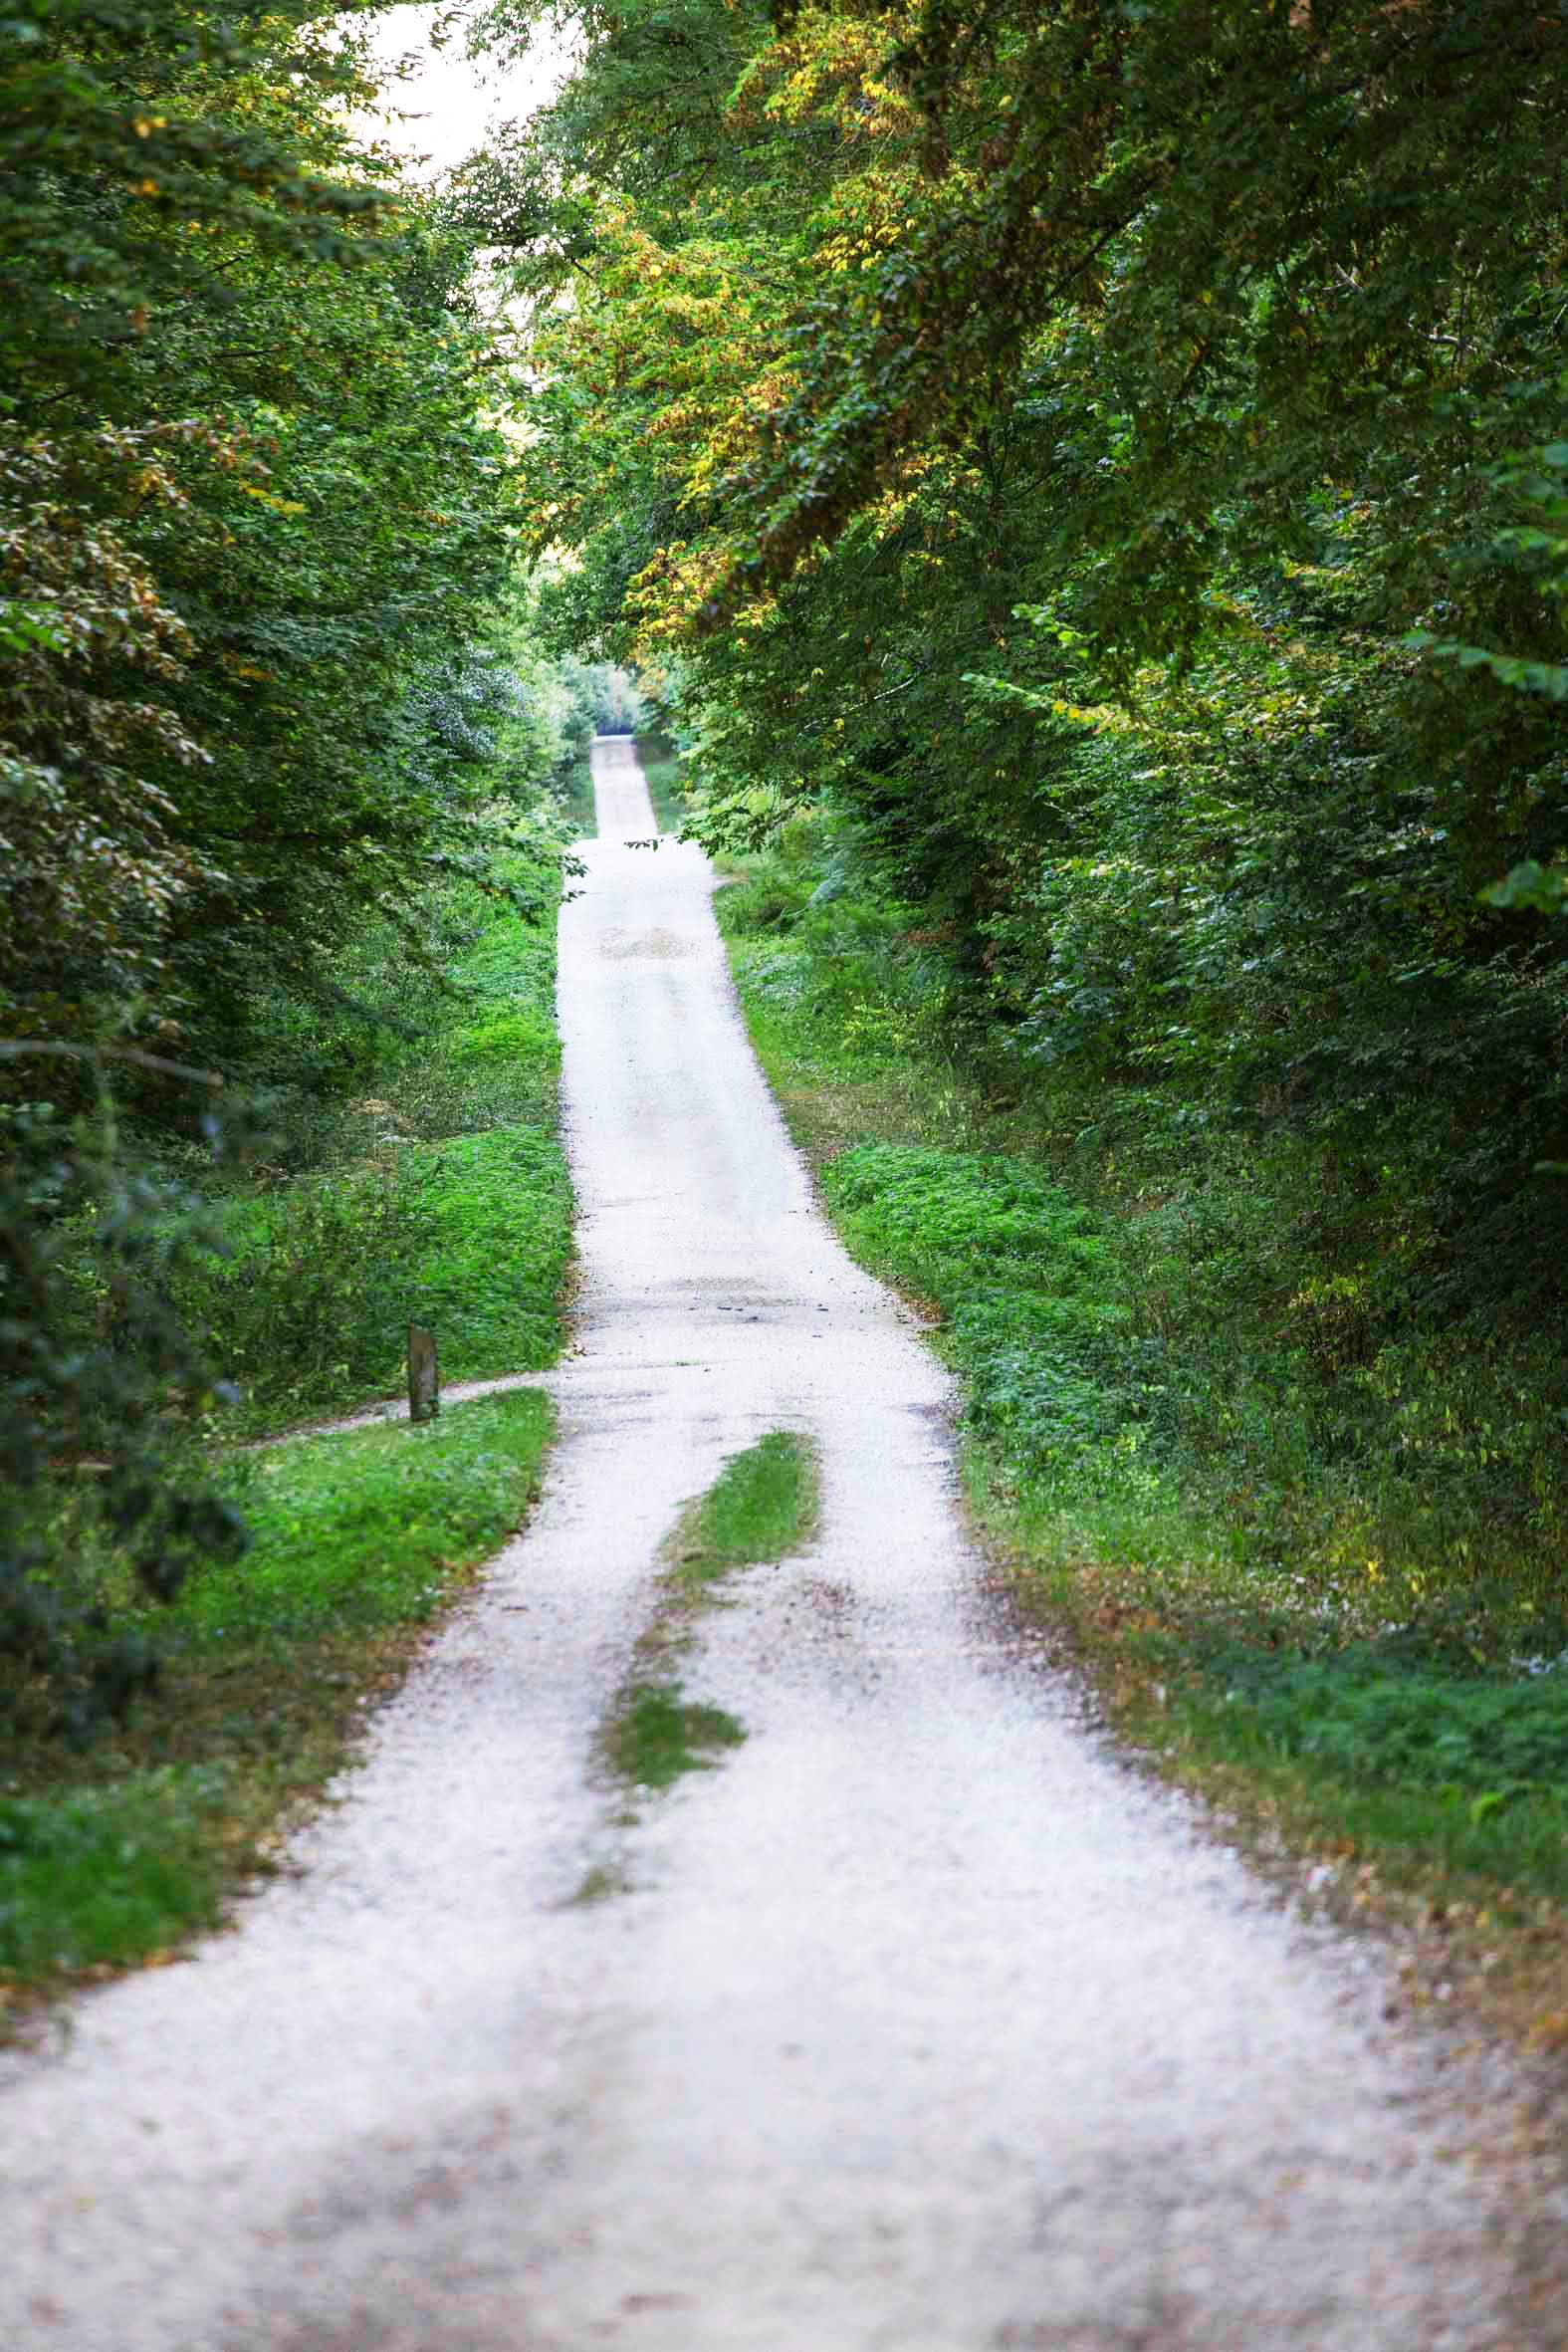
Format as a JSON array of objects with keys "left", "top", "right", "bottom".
[{"left": 1, "top": 1097, "right": 251, "bottom": 1745}]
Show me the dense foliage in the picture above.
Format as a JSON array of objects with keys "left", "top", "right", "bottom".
[
  {"left": 485, "top": 0, "right": 1568, "bottom": 1557},
  {"left": 0, "top": 3, "right": 593, "bottom": 1730},
  {"left": 2, "top": 2, "right": 521, "bottom": 1078}
]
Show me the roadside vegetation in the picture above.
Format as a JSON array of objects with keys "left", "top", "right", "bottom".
[
  {"left": 0, "top": 701, "right": 604, "bottom": 2010},
  {"left": 1, "top": 652, "right": 604, "bottom": 2009},
  {"left": 602, "top": 1683, "right": 747, "bottom": 1794},
  {"left": 716, "top": 860, "right": 1568, "bottom": 2007},
  {"left": 0, "top": 10, "right": 635, "bottom": 2009},
  {"left": 166, "top": 849, "right": 574, "bottom": 1436},
  {"left": 1, "top": 1393, "right": 552, "bottom": 1999},
  {"left": 636, "top": 732, "right": 689, "bottom": 837}
]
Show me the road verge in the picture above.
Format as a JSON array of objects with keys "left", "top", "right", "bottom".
[
  {"left": 714, "top": 849, "right": 1568, "bottom": 2052},
  {"left": 4, "top": 848, "right": 575, "bottom": 2020}
]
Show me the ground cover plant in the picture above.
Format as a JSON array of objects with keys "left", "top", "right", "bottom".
[
  {"left": 0, "top": 1392, "right": 551, "bottom": 2003},
  {"left": 713, "top": 854, "right": 1568, "bottom": 1965},
  {"left": 167, "top": 866, "right": 574, "bottom": 1434},
  {"left": 0, "top": 1775, "right": 226, "bottom": 1989}
]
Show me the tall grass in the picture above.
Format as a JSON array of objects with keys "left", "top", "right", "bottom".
[{"left": 599, "top": 1433, "right": 818, "bottom": 1804}]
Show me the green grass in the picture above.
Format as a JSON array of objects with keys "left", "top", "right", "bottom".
[
  {"left": 197, "top": 1390, "right": 554, "bottom": 1639},
  {"left": 636, "top": 731, "right": 688, "bottom": 834},
  {"left": 2, "top": 1393, "right": 552, "bottom": 2002},
  {"left": 716, "top": 862, "right": 1040, "bottom": 1164},
  {"left": 165, "top": 855, "right": 574, "bottom": 1434},
  {"left": 556, "top": 752, "right": 597, "bottom": 837},
  {"left": 821, "top": 1143, "right": 1135, "bottom": 1473},
  {"left": 0, "top": 1774, "right": 224, "bottom": 1984},
  {"left": 1133, "top": 1635, "right": 1568, "bottom": 1906},
  {"left": 597, "top": 1432, "right": 817, "bottom": 1806},
  {"left": 714, "top": 846, "right": 1568, "bottom": 1978},
  {"left": 1201, "top": 1640, "right": 1568, "bottom": 1796},
  {"left": 601, "top": 1683, "right": 746, "bottom": 1790},
  {"left": 666, "top": 1429, "right": 818, "bottom": 1592}
]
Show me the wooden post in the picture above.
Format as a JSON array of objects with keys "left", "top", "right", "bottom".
[{"left": 408, "top": 1323, "right": 439, "bottom": 1423}]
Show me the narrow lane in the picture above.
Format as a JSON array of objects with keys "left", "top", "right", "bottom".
[{"left": 0, "top": 737, "right": 1542, "bottom": 2351}]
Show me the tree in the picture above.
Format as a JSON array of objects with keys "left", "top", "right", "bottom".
[
  {"left": 1, "top": 2, "right": 537, "bottom": 1730},
  {"left": 493, "top": 0, "right": 1568, "bottom": 1287}
]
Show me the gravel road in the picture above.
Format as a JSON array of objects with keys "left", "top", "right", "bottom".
[{"left": 3, "top": 736, "right": 1559, "bottom": 2351}]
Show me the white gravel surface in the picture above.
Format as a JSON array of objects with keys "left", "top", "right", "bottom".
[{"left": 3, "top": 736, "right": 1559, "bottom": 2351}]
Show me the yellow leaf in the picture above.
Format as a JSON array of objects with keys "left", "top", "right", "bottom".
[{"left": 235, "top": 482, "right": 307, "bottom": 517}]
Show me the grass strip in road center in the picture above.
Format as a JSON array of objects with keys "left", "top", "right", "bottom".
[
  {"left": 603, "top": 1685, "right": 747, "bottom": 1792},
  {"left": 663, "top": 1429, "right": 820, "bottom": 1605},
  {"left": 597, "top": 1432, "right": 818, "bottom": 1806},
  {"left": 2, "top": 1392, "right": 552, "bottom": 2015}
]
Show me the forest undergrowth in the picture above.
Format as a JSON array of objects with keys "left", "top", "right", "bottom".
[
  {"left": 164, "top": 847, "right": 575, "bottom": 1436},
  {"left": 716, "top": 845, "right": 1568, "bottom": 2022}
]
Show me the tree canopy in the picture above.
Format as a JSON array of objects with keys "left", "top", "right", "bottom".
[
  {"left": 1, "top": 0, "right": 525, "bottom": 1086},
  {"left": 485, "top": 0, "right": 1566, "bottom": 1268}
]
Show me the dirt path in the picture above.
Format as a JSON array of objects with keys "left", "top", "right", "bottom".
[{"left": 2, "top": 738, "right": 1554, "bottom": 2350}]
